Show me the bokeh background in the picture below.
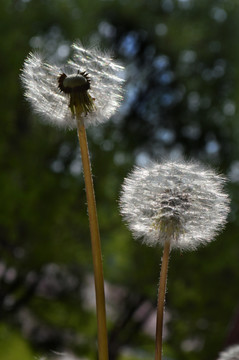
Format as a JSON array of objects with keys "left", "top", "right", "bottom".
[{"left": 1, "top": 0, "right": 239, "bottom": 359}]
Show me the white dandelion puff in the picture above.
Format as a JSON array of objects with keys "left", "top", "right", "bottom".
[
  {"left": 21, "top": 42, "right": 125, "bottom": 129},
  {"left": 120, "top": 158, "right": 230, "bottom": 251},
  {"left": 217, "top": 345, "right": 239, "bottom": 360}
]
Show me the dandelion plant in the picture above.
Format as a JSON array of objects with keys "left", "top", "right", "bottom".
[
  {"left": 21, "top": 42, "right": 125, "bottom": 360},
  {"left": 120, "top": 159, "right": 230, "bottom": 360}
]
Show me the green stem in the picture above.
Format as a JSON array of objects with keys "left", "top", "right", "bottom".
[
  {"left": 76, "top": 115, "right": 109, "bottom": 360},
  {"left": 155, "top": 241, "right": 171, "bottom": 360}
]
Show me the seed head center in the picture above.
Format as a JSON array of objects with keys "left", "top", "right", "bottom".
[
  {"left": 63, "top": 74, "right": 87, "bottom": 88},
  {"left": 58, "top": 71, "right": 91, "bottom": 94},
  {"left": 58, "top": 71, "right": 95, "bottom": 117}
]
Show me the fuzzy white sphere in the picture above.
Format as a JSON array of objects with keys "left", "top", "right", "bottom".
[
  {"left": 21, "top": 42, "right": 125, "bottom": 129},
  {"left": 120, "top": 159, "right": 230, "bottom": 250}
]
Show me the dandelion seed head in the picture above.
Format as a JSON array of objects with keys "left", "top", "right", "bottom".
[
  {"left": 58, "top": 71, "right": 95, "bottom": 117},
  {"left": 58, "top": 72, "right": 90, "bottom": 93},
  {"left": 120, "top": 159, "right": 230, "bottom": 250},
  {"left": 21, "top": 42, "right": 125, "bottom": 129},
  {"left": 217, "top": 345, "right": 239, "bottom": 360}
]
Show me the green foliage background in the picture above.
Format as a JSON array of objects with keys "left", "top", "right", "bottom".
[{"left": 1, "top": 0, "right": 239, "bottom": 359}]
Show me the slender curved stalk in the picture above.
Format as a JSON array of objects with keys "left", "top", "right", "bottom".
[
  {"left": 76, "top": 114, "right": 109, "bottom": 360},
  {"left": 155, "top": 241, "right": 171, "bottom": 360}
]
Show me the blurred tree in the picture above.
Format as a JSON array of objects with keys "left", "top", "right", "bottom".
[{"left": 1, "top": 0, "right": 239, "bottom": 359}]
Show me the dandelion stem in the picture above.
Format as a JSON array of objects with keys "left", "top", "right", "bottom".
[
  {"left": 76, "top": 113, "right": 109, "bottom": 360},
  {"left": 155, "top": 241, "right": 171, "bottom": 360}
]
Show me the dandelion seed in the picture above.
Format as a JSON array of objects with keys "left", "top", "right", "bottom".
[
  {"left": 217, "top": 345, "right": 239, "bottom": 360},
  {"left": 21, "top": 42, "right": 124, "bottom": 129},
  {"left": 119, "top": 158, "right": 230, "bottom": 360},
  {"left": 120, "top": 158, "right": 230, "bottom": 251}
]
